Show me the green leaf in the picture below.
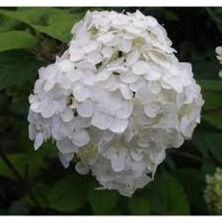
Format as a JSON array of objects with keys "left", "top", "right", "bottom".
[
  {"left": 199, "top": 80, "right": 222, "bottom": 92},
  {"left": 0, "top": 153, "right": 44, "bottom": 180},
  {"left": 48, "top": 175, "right": 88, "bottom": 212},
  {"left": 25, "top": 183, "right": 51, "bottom": 208},
  {"left": 192, "top": 129, "right": 210, "bottom": 158},
  {"left": 8, "top": 198, "right": 31, "bottom": 215},
  {"left": 164, "top": 10, "right": 179, "bottom": 21},
  {"left": 0, "top": 14, "right": 18, "bottom": 33},
  {"left": 146, "top": 171, "right": 190, "bottom": 215},
  {"left": 206, "top": 8, "right": 222, "bottom": 34},
  {"left": 202, "top": 113, "right": 222, "bottom": 130},
  {"left": 31, "top": 12, "right": 83, "bottom": 43},
  {"left": 128, "top": 196, "right": 150, "bottom": 215},
  {"left": 0, "top": 8, "right": 85, "bottom": 43},
  {"left": 89, "top": 188, "right": 119, "bottom": 215},
  {"left": 193, "top": 128, "right": 222, "bottom": 163},
  {"left": 193, "top": 59, "right": 221, "bottom": 79},
  {"left": 201, "top": 162, "right": 216, "bottom": 177},
  {"left": 0, "top": 50, "right": 42, "bottom": 91},
  {"left": 202, "top": 91, "right": 222, "bottom": 111},
  {"left": 0, "top": 31, "right": 37, "bottom": 52},
  {"left": 176, "top": 169, "right": 206, "bottom": 214},
  {"left": 199, "top": 80, "right": 222, "bottom": 129},
  {"left": 0, "top": 8, "right": 67, "bottom": 26}
]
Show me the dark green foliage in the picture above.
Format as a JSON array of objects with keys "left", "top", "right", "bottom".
[
  {"left": 128, "top": 196, "right": 151, "bottom": 215},
  {"left": 145, "top": 171, "right": 190, "bottom": 215},
  {"left": 89, "top": 186, "right": 119, "bottom": 215},
  {"left": 0, "top": 7, "right": 222, "bottom": 215}
]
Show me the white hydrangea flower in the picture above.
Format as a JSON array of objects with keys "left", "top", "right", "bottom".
[
  {"left": 215, "top": 46, "right": 222, "bottom": 78},
  {"left": 28, "top": 10, "right": 204, "bottom": 197}
]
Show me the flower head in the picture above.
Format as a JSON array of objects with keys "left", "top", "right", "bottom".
[
  {"left": 28, "top": 10, "right": 204, "bottom": 196},
  {"left": 204, "top": 168, "right": 222, "bottom": 214},
  {"left": 215, "top": 46, "right": 222, "bottom": 78}
]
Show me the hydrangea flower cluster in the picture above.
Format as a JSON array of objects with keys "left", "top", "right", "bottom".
[
  {"left": 28, "top": 10, "right": 204, "bottom": 196},
  {"left": 215, "top": 46, "right": 222, "bottom": 78},
  {"left": 204, "top": 168, "right": 222, "bottom": 215}
]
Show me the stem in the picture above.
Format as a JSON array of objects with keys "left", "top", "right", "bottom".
[
  {"left": 0, "top": 148, "right": 40, "bottom": 207},
  {"left": 0, "top": 149, "right": 23, "bottom": 182},
  {"left": 168, "top": 149, "right": 205, "bottom": 163}
]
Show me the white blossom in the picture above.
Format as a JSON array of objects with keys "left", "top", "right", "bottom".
[
  {"left": 28, "top": 10, "right": 204, "bottom": 197},
  {"left": 215, "top": 46, "right": 222, "bottom": 78}
]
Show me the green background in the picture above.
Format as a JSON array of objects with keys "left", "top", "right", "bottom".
[{"left": 0, "top": 7, "right": 222, "bottom": 215}]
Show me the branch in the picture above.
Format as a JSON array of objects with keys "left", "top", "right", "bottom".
[{"left": 168, "top": 149, "right": 205, "bottom": 163}]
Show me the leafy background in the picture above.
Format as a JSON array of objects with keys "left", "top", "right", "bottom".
[{"left": 0, "top": 7, "right": 222, "bottom": 215}]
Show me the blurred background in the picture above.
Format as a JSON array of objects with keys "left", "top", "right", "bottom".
[{"left": 0, "top": 7, "right": 222, "bottom": 215}]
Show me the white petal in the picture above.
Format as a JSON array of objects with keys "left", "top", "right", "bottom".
[
  {"left": 119, "top": 83, "right": 133, "bottom": 100},
  {"left": 34, "top": 132, "right": 44, "bottom": 150},
  {"left": 148, "top": 51, "right": 169, "bottom": 67},
  {"left": 104, "top": 36, "right": 120, "bottom": 47},
  {"left": 171, "top": 133, "right": 184, "bottom": 148},
  {"left": 100, "top": 75, "right": 117, "bottom": 90},
  {"left": 129, "top": 80, "right": 147, "bottom": 92},
  {"left": 44, "top": 80, "right": 55, "bottom": 92},
  {"left": 124, "top": 25, "right": 142, "bottom": 35},
  {"left": 130, "top": 150, "right": 143, "bottom": 161},
  {"left": 96, "top": 70, "right": 112, "bottom": 81},
  {"left": 82, "top": 41, "right": 99, "bottom": 54},
  {"left": 87, "top": 51, "right": 103, "bottom": 65},
  {"left": 30, "top": 101, "right": 41, "bottom": 113},
  {"left": 28, "top": 124, "right": 37, "bottom": 140},
  {"left": 65, "top": 70, "right": 83, "bottom": 82},
  {"left": 57, "top": 139, "right": 78, "bottom": 154},
  {"left": 60, "top": 108, "right": 74, "bottom": 122},
  {"left": 69, "top": 43, "right": 84, "bottom": 62},
  {"left": 144, "top": 64, "right": 161, "bottom": 81},
  {"left": 147, "top": 16, "right": 158, "bottom": 27},
  {"left": 216, "top": 55, "right": 222, "bottom": 62},
  {"left": 116, "top": 102, "right": 134, "bottom": 119},
  {"left": 91, "top": 112, "right": 113, "bottom": 130},
  {"left": 76, "top": 60, "right": 96, "bottom": 72},
  {"left": 77, "top": 100, "right": 94, "bottom": 118},
  {"left": 107, "top": 65, "right": 128, "bottom": 73},
  {"left": 57, "top": 75, "right": 71, "bottom": 90},
  {"left": 72, "top": 130, "right": 90, "bottom": 147},
  {"left": 166, "top": 76, "right": 183, "bottom": 93},
  {"left": 150, "top": 81, "right": 161, "bottom": 94},
  {"left": 109, "top": 118, "right": 128, "bottom": 133},
  {"left": 111, "top": 153, "right": 125, "bottom": 172},
  {"left": 180, "top": 115, "right": 191, "bottom": 137},
  {"left": 103, "top": 95, "right": 123, "bottom": 111},
  {"left": 132, "top": 60, "right": 150, "bottom": 75},
  {"left": 108, "top": 82, "right": 119, "bottom": 92},
  {"left": 101, "top": 46, "right": 113, "bottom": 58},
  {"left": 75, "top": 162, "right": 89, "bottom": 175},
  {"left": 144, "top": 102, "right": 161, "bottom": 118},
  {"left": 120, "top": 71, "right": 139, "bottom": 84},
  {"left": 58, "top": 60, "right": 74, "bottom": 72},
  {"left": 73, "top": 85, "right": 90, "bottom": 102},
  {"left": 219, "top": 70, "right": 222, "bottom": 78},
  {"left": 126, "top": 50, "right": 140, "bottom": 65},
  {"left": 97, "top": 32, "right": 115, "bottom": 43},
  {"left": 118, "top": 39, "right": 132, "bottom": 53},
  {"left": 59, "top": 152, "right": 74, "bottom": 168},
  {"left": 59, "top": 154, "right": 69, "bottom": 168},
  {"left": 216, "top": 46, "right": 222, "bottom": 55},
  {"left": 82, "top": 72, "right": 97, "bottom": 86},
  {"left": 41, "top": 100, "right": 57, "bottom": 118}
]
